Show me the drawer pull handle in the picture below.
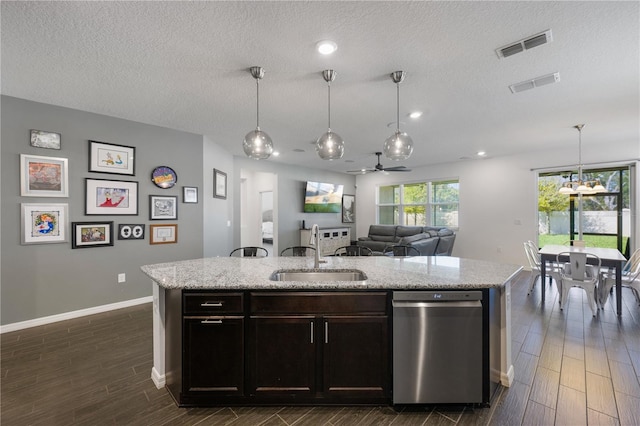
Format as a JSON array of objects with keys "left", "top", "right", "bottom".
[
  {"left": 201, "top": 319, "right": 222, "bottom": 324},
  {"left": 201, "top": 302, "right": 223, "bottom": 307}
]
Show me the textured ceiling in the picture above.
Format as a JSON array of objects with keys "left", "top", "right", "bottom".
[{"left": 2, "top": 1, "right": 639, "bottom": 173}]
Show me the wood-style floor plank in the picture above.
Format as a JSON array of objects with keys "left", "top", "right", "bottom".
[{"left": 2, "top": 271, "right": 639, "bottom": 425}]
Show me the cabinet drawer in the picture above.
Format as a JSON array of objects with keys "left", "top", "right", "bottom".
[
  {"left": 184, "top": 292, "right": 244, "bottom": 315},
  {"left": 250, "top": 292, "right": 388, "bottom": 315}
]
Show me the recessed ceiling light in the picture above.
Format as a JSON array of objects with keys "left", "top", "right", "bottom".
[
  {"left": 477, "top": 151, "right": 486, "bottom": 157},
  {"left": 317, "top": 40, "right": 337, "bottom": 55},
  {"left": 293, "top": 148, "right": 305, "bottom": 153},
  {"left": 272, "top": 151, "right": 280, "bottom": 157},
  {"left": 408, "top": 111, "right": 422, "bottom": 119}
]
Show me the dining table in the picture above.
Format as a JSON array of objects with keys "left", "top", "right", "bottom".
[{"left": 539, "top": 244, "right": 627, "bottom": 315}]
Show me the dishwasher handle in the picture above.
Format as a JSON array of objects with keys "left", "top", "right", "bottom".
[{"left": 392, "top": 300, "right": 481, "bottom": 309}]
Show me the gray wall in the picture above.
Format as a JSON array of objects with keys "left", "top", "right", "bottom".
[{"left": 1, "top": 96, "right": 205, "bottom": 325}]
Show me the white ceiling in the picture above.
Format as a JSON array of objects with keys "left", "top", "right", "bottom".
[{"left": 2, "top": 1, "right": 638, "bottom": 173}]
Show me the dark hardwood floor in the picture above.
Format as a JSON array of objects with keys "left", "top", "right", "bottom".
[{"left": 2, "top": 271, "right": 640, "bottom": 425}]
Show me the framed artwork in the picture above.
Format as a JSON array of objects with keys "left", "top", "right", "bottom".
[
  {"left": 213, "top": 169, "right": 227, "bottom": 199},
  {"left": 89, "top": 140, "right": 135, "bottom": 175},
  {"left": 183, "top": 186, "right": 198, "bottom": 203},
  {"left": 118, "top": 224, "right": 145, "bottom": 240},
  {"left": 150, "top": 224, "right": 178, "bottom": 244},
  {"left": 21, "top": 203, "right": 68, "bottom": 245},
  {"left": 30, "top": 129, "right": 61, "bottom": 150},
  {"left": 150, "top": 195, "right": 178, "bottom": 220},
  {"left": 342, "top": 194, "right": 355, "bottom": 223},
  {"left": 151, "top": 166, "right": 177, "bottom": 189},
  {"left": 85, "top": 178, "right": 138, "bottom": 215},
  {"left": 71, "top": 221, "right": 114, "bottom": 249},
  {"left": 20, "top": 154, "right": 69, "bottom": 197}
]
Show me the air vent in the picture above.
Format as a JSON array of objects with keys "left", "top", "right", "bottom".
[
  {"left": 496, "top": 29, "right": 553, "bottom": 59},
  {"left": 509, "top": 72, "right": 560, "bottom": 94}
]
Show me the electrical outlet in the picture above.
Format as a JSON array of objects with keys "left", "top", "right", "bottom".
[{"left": 118, "top": 273, "right": 126, "bottom": 283}]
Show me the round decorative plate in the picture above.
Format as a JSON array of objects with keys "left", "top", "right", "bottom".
[{"left": 151, "top": 166, "right": 177, "bottom": 189}]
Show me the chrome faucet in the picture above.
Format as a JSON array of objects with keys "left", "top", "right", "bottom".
[{"left": 309, "top": 224, "right": 323, "bottom": 269}]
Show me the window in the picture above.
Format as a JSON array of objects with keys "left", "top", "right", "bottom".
[{"left": 377, "top": 180, "right": 459, "bottom": 228}]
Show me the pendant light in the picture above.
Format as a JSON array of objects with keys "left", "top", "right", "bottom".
[
  {"left": 243, "top": 66, "right": 273, "bottom": 160},
  {"left": 316, "top": 70, "right": 344, "bottom": 160},
  {"left": 558, "top": 124, "right": 607, "bottom": 195},
  {"left": 383, "top": 71, "right": 413, "bottom": 161}
]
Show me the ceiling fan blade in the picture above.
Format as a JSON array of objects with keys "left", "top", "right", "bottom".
[
  {"left": 380, "top": 166, "right": 411, "bottom": 172},
  {"left": 347, "top": 168, "right": 376, "bottom": 174}
]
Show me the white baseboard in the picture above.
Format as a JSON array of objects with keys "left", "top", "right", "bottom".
[
  {"left": 0, "top": 296, "right": 153, "bottom": 334},
  {"left": 151, "top": 367, "right": 166, "bottom": 389},
  {"left": 501, "top": 364, "right": 515, "bottom": 387}
]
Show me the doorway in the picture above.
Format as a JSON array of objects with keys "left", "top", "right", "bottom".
[{"left": 240, "top": 170, "right": 277, "bottom": 255}]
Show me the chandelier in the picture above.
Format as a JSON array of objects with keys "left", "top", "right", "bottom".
[{"left": 558, "top": 124, "right": 606, "bottom": 195}]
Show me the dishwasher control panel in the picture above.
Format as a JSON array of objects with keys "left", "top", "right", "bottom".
[{"left": 393, "top": 290, "right": 482, "bottom": 302}]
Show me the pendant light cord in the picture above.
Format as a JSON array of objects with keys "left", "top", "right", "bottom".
[
  {"left": 396, "top": 82, "right": 400, "bottom": 133},
  {"left": 327, "top": 81, "right": 332, "bottom": 131},
  {"left": 255, "top": 78, "right": 260, "bottom": 129}
]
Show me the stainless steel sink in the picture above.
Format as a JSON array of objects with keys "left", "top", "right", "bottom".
[{"left": 269, "top": 269, "right": 367, "bottom": 282}]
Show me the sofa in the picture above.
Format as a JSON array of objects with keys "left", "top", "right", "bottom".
[{"left": 356, "top": 225, "right": 456, "bottom": 256}]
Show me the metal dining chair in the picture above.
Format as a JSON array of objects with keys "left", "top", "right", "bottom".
[
  {"left": 229, "top": 246, "right": 268, "bottom": 257},
  {"left": 383, "top": 244, "right": 420, "bottom": 257},
  {"left": 280, "top": 246, "right": 316, "bottom": 257},
  {"left": 557, "top": 251, "right": 601, "bottom": 316},
  {"left": 598, "top": 248, "right": 640, "bottom": 308},
  {"left": 523, "top": 241, "right": 562, "bottom": 297},
  {"left": 334, "top": 245, "right": 373, "bottom": 256}
]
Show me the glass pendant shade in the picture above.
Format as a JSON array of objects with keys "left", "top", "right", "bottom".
[
  {"left": 316, "top": 69, "right": 344, "bottom": 160},
  {"left": 244, "top": 66, "right": 273, "bottom": 160},
  {"left": 316, "top": 130, "right": 344, "bottom": 160},
  {"left": 243, "top": 128, "right": 273, "bottom": 160},
  {"left": 384, "top": 71, "right": 413, "bottom": 161},
  {"left": 558, "top": 124, "right": 607, "bottom": 195},
  {"left": 383, "top": 130, "right": 413, "bottom": 161}
]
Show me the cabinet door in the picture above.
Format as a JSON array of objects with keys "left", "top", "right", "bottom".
[
  {"left": 249, "top": 316, "right": 316, "bottom": 396},
  {"left": 323, "top": 316, "right": 389, "bottom": 398},
  {"left": 183, "top": 317, "right": 244, "bottom": 396}
]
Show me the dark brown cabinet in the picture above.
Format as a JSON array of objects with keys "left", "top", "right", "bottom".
[
  {"left": 183, "top": 317, "right": 244, "bottom": 396},
  {"left": 323, "top": 316, "right": 389, "bottom": 399},
  {"left": 248, "top": 316, "right": 316, "bottom": 397},
  {"left": 166, "top": 289, "right": 390, "bottom": 406}
]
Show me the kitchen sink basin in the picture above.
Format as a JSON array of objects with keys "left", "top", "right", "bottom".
[{"left": 269, "top": 269, "right": 367, "bottom": 282}]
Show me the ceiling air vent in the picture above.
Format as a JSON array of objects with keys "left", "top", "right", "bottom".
[
  {"left": 496, "top": 29, "right": 553, "bottom": 59},
  {"left": 509, "top": 72, "right": 560, "bottom": 94}
]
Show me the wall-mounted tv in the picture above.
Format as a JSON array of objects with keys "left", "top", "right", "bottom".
[{"left": 304, "top": 181, "right": 344, "bottom": 213}]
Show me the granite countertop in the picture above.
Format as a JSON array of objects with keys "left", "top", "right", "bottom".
[{"left": 141, "top": 256, "right": 523, "bottom": 290}]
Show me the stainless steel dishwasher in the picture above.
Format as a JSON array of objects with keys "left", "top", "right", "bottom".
[{"left": 392, "top": 290, "right": 483, "bottom": 404}]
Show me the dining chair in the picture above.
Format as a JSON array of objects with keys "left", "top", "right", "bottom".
[
  {"left": 557, "top": 251, "right": 601, "bottom": 316},
  {"left": 229, "top": 246, "right": 268, "bottom": 257},
  {"left": 598, "top": 248, "right": 640, "bottom": 308},
  {"left": 383, "top": 244, "right": 421, "bottom": 257},
  {"left": 523, "top": 241, "right": 562, "bottom": 297},
  {"left": 334, "top": 245, "right": 373, "bottom": 256},
  {"left": 280, "top": 246, "right": 316, "bottom": 257}
]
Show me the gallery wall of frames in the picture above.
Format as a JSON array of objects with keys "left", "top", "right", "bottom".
[{"left": 2, "top": 96, "right": 218, "bottom": 326}]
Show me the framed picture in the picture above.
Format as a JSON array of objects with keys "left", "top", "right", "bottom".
[
  {"left": 71, "top": 221, "right": 114, "bottom": 249},
  {"left": 21, "top": 203, "right": 68, "bottom": 245},
  {"left": 151, "top": 166, "right": 178, "bottom": 189},
  {"left": 30, "top": 129, "right": 61, "bottom": 150},
  {"left": 342, "top": 194, "right": 355, "bottom": 223},
  {"left": 150, "top": 224, "right": 178, "bottom": 245},
  {"left": 150, "top": 195, "right": 178, "bottom": 220},
  {"left": 20, "top": 154, "right": 69, "bottom": 197},
  {"left": 118, "top": 224, "right": 145, "bottom": 240},
  {"left": 85, "top": 178, "right": 138, "bottom": 215},
  {"left": 89, "top": 140, "right": 135, "bottom": 175},
  {"left": 183, "top": 186, "right": 198, "bottom": 203},
  {"left": 214, "top": 169, "right": 227, "bottom": 199}
]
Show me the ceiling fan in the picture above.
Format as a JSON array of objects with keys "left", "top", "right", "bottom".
[{"left": 348, "top": 152, "right": 411, "bottom": 174}]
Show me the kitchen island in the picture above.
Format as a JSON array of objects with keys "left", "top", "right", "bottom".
[{"left": 142, "top": 255, "right": 522, "bottom": 407}]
